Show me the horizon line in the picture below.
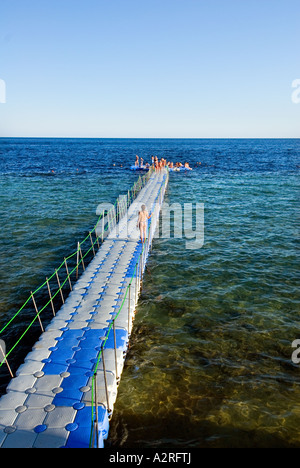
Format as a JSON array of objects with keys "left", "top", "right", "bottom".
[{"left": 0, "top": 136, "right": 299, "bottom": 140}]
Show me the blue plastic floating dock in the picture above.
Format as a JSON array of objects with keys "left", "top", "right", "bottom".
[{"left": 0, "top": 169, "right": 168, "bottom": 448}]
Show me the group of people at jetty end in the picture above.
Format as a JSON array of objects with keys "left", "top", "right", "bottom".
[{"left": 134, "top": 155, "right": 192, "bottom": 171}]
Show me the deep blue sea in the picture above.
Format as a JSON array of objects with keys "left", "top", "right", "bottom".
[{"left": 0, "top": 138, "right": 299, "bottom": 447}]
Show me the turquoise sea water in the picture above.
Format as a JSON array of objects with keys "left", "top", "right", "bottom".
[{"left": 0, "top": 138, "right": 299, "bottom": 447}]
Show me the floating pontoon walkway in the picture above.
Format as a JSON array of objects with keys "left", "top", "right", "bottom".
[{"left": 0, "top": 168, "right": 168, "bottom": 448}]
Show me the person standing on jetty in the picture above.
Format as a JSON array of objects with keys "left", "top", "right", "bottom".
[{"left": 137, "top": 204, "right": 152, "bottom": 243}]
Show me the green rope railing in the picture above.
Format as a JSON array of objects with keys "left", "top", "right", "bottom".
[
  {"left": 88, "top": 169, "right": 169, "bottom": 448},
  {"left": 0, "top": 167, "right": 154, "bottom": 371}
]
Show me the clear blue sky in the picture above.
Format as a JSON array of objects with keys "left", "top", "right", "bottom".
[{"left": 0, "top": 0, "right": 299, "bottom": 138}]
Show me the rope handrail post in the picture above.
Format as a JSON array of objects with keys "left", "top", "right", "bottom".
[
  {"left": 78, "top": 243, "right": 85, "bottom": 271},
  {"left": 118, "top": 198, "right": 121, "bottom": 221},
  {"left": 128, "top": 283, "right": 131, "bottom": 335},
  {"left": 101, "top": 210, "right": 105, "bottom": 242},
  {"left": 31, "top": 291, "right": 44, "bottom": 333},
  {"left": 46, "top": 277, "right": 56, "bottom": 316},
  {"left": 140, "top": 249, "right": 143, "bottom": 288},
  {"left": 76, "top": 242, "right": 80, "bottom": 279},
  {"left": 119, "top": 197, "right": 123, "bottom": 219},
  {"left": 147, "top": 221, "right": 151, "bottom": 254},
  {"left": 120, "top": 197, "right": 123, "bottom": 219},
  {"left": 112, "top": 319, "right": 119, "bottom": 382},
  {"left": 95, "top": 228, "right": 100, "bottom": 250},
  {"left": 109, "top": 208, "right": 112, "bottom": 231},
  {"left": 64, "top": 258, "right": 72, "bottom": 291},
  {"left": 113, "top": 206, "right": 117, "bottom": 229},
  {"left": 93, "top": 372, "right": 99, "bottom": 449},
  {"left": 107, "top": 210, "right": 111, "bottom": 233},
  {"left": 144, "top": 237, "right": 146, "bottom": 267},
  {"left": 89, "top": 232, "right": 96, "bottom": 257},
  {"left": 138, "top": 254, "right": 141, "bottom": 291},
  {"left": 135, "top": 261, "right": 138, "bottom": 303},
  {"left": 101, "top": 343, "right": 111, "bottom": 414},
  {"left": 124, "top": 197, "right": 126, "bottom": 217},
  {"left": 55, "top": 269, "right": 64, "bottom": 304},
  {"left": 91, "top": 412, "right": 97, "bottom": 449},
  {"left": 139, "top": 255, "right": 141, "bottom": 293},
  {"left": 0, "top": 342, "right": 14, "bottom": 378}
]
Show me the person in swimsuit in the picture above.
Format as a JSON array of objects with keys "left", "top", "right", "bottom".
[
  {"left": 137, "top": 204, "right": 152, "bottom": 243},
  {"left": 184, "top": 162, "right": 192, "bottom": 170}
]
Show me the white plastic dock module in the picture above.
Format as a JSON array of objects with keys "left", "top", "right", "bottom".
[{"left": 0, "top": 169, "right": 168, "bottom": 448}]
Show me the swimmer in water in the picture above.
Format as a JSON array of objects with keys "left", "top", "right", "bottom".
[{"left": 137, "top": 204, "right": 152, "bottom": 243}]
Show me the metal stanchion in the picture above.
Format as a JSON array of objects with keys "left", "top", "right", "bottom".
[
  {"left": 76, "top": 242, "right": 80, "bottom": 279},
  {"left": 64, "top": 258, "right": 72, "bottom": 291},
  {"left": 101, "top": 210, "right": 104, "bottom": 242},
  {"left": 101, "top": 344, "right": 111, "bottom": 413},
  {"left": 78, "top": 243, "right": 85, "bottom": 271},
  {"left": 55, "top": 269, "right": 64, "bottom": 304},
  {"left": 128, "top": 283, "right": 131, "bottom": 334},
  {"left": 94, "top": 372, "right": 99, "bottom": 448},
  {"left": 95, "top": 229, "right": 100, "bottom": 249},
  {"left": 89, "top": 232, "right": 96, "bottom": 257},
  {"left": 113, "top": 319, "right": 119, "bottom": 381},
  {"left": 135, "top": 262, "right": 138, "bottom": 303},
  {"left": 0, "top": 342, "right": 14, "bottom": 378},
  {"left": 46, "top": 277, "right": 56, "bottom": 316},
  {"left": 140, "top": 251, "right": 143, "bottom": 288},
  {"left": 108, "top": 209, "right": 112, "bottom": 233},
  {"left": 31, "top": 291, "right": 44, "bottom": 332}
]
